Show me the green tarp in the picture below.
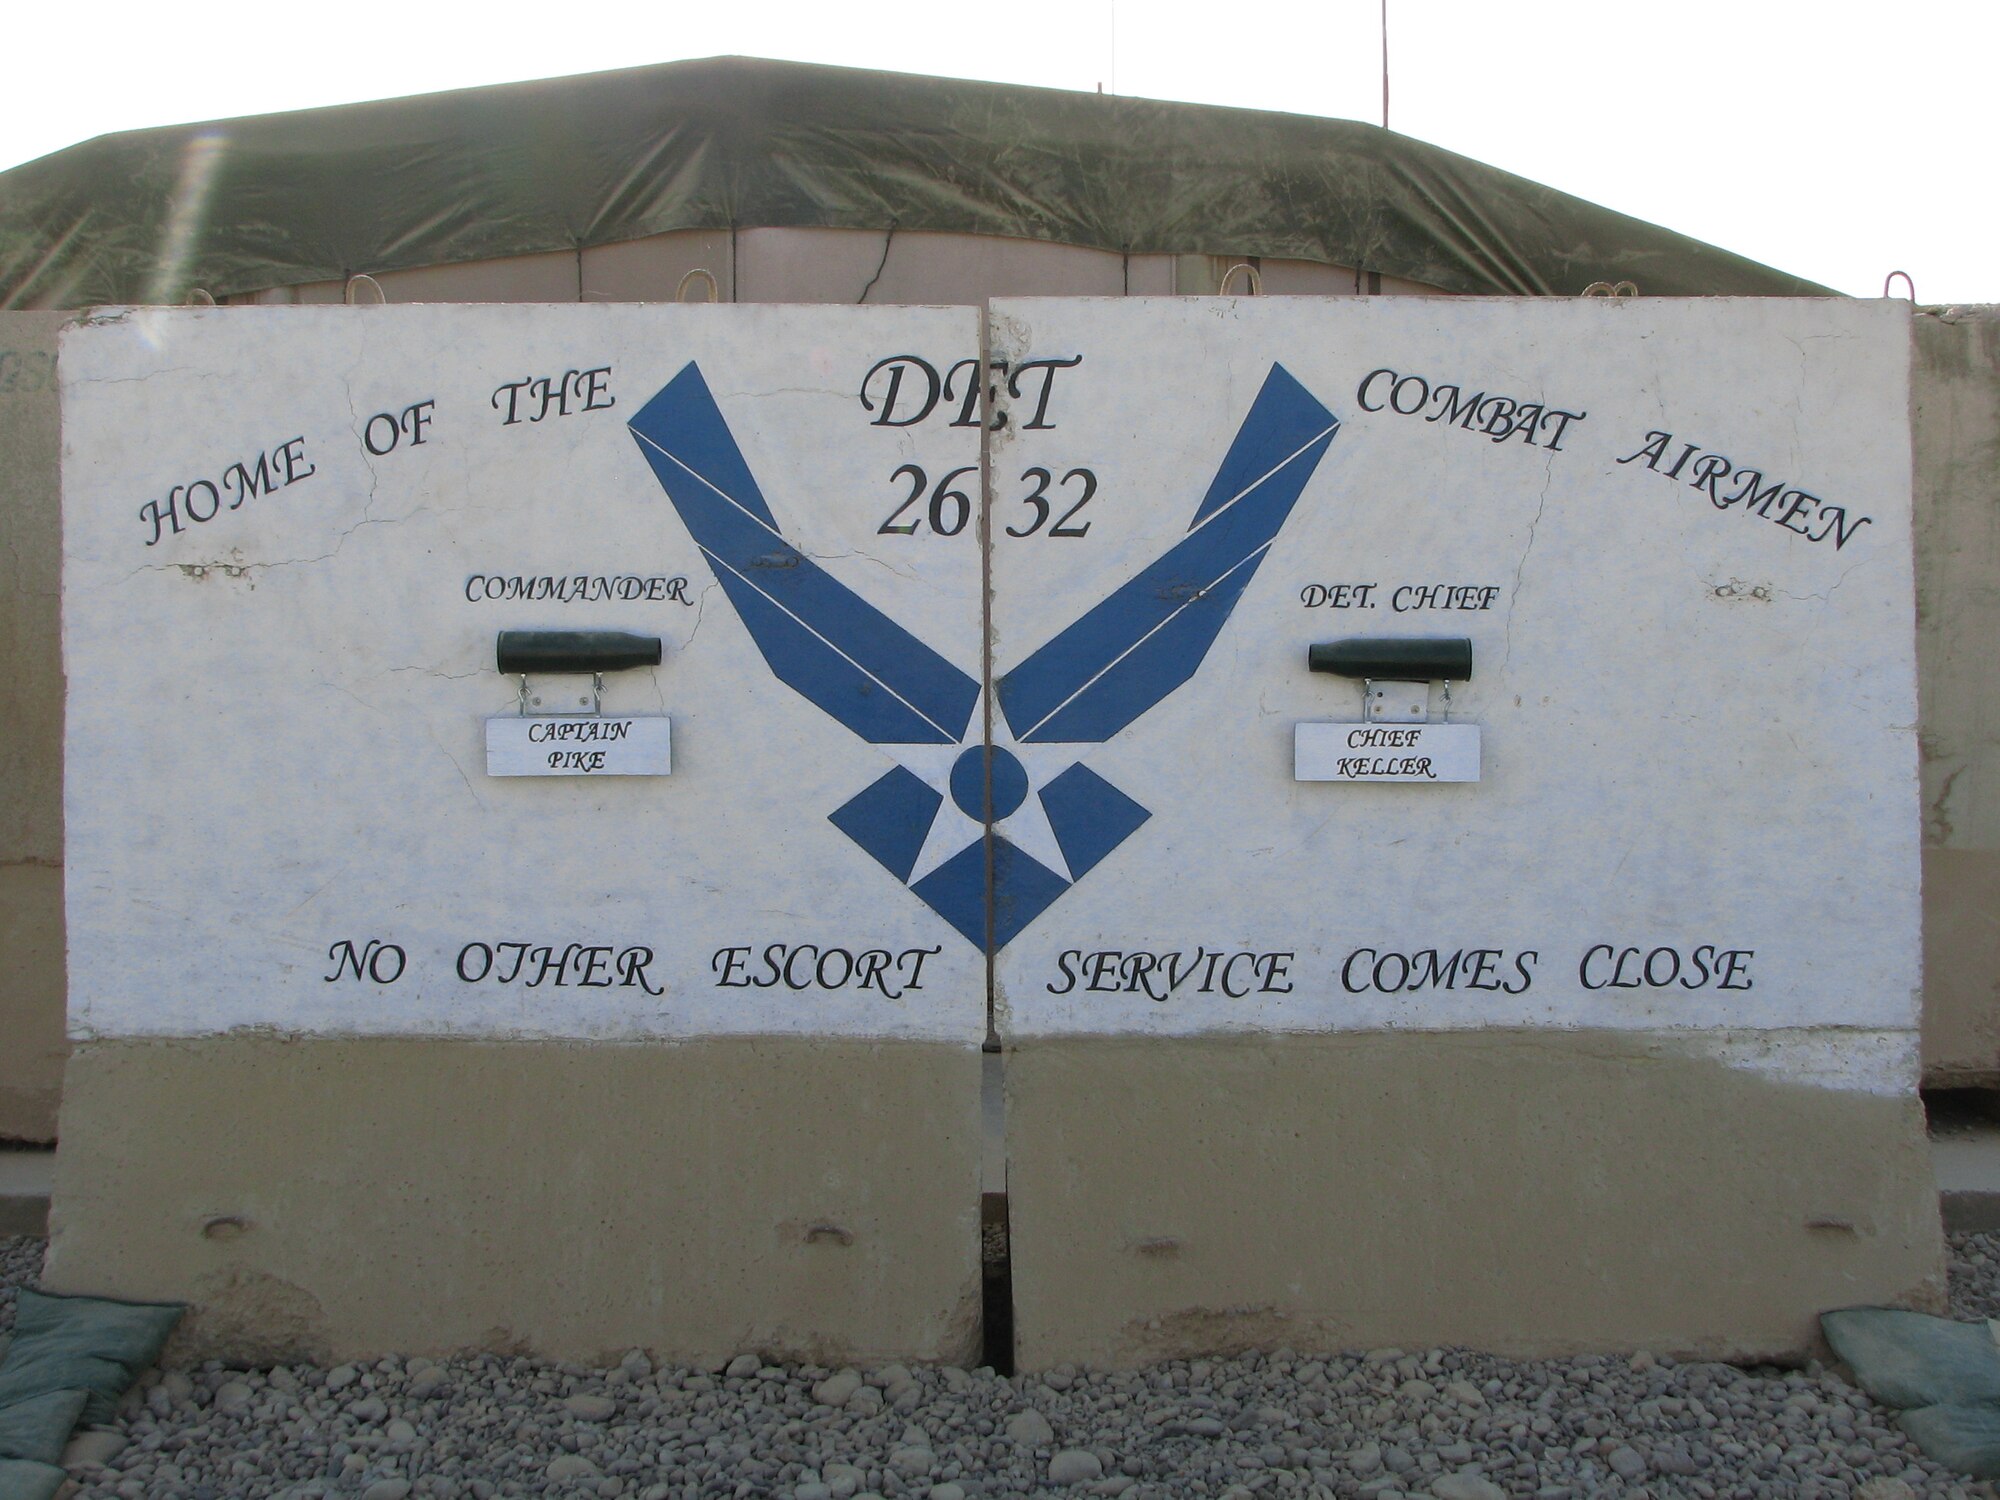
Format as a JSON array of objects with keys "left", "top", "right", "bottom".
[{"left": 0, "top": 55, "right": 1831, "bottom": 310}]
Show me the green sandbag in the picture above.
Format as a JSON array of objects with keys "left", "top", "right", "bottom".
[
  {"left": 0, "top": 1388, "right": 86, "bottom": 1464},
  {"left": 1898, "top": 1402, "right": 2000, "bottom": 1480},
  {"left": 0, "top": 1288, "right": 182, "bottom": 1426},
  {"left": 0, "top": 1455, "right": 68, "bottom": 1500},
  {"left": 1822, "top": 1308, "right": 2000, "bottom": 1409}
]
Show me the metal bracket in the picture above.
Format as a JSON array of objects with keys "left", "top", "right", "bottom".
[
  {"left": 1365, "top": 678, "right": 1431, "bottom": 724},
  {"left": 516, "top": 672, "right": 606, "bottom": 717}
]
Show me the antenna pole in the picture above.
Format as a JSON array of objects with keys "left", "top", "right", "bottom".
[{"left": 1380, "top": 0, "right": 1390, "bottom": 130}]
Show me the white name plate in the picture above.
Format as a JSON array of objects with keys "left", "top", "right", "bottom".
[
  {"left": 1295, "top": 722, "right": 1481, "bottom": 783},
  {"left": 485, "top": 716, "right": 672, "bottom": 777}
]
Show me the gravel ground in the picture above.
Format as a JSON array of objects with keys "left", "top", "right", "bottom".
[
  {"left": 1949, "top": 1232, "right": 2000, "bottom": 1323},
  {"left": 5, "top": 1234, "right": 2000, "bottom": 1499},
  {"left": 0, "top": 1231, "right": 41, "bottom": 1336}
]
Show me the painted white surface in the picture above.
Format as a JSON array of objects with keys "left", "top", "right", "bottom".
[
  {"left": 485, "top": 716, "right": 672, "bottom": 777},
  {"left": 63, "top": 299, "right": 1923, "bottom": 1055},
  {"left": 63, "top": 304, "right": 987, "bottom": 1040},
  {"left": 1295, "top": 723, "right": 1481, "bottom": 782},
  {"left": 987, "top": 297, "right": 1920, "bottom": 1040},
  {"left": 1691, "top": 1030, "right": 1920, "bottom": 1099}
]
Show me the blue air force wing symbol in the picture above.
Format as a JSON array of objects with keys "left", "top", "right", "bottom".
[{"left": 628, "top": 362, "right": 1337, "bottom": 950}]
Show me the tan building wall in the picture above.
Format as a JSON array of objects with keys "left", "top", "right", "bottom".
[
  {"left": 1915, "top": 307, "right": 2000, "bottom": 1085},
  {"left": 230, "top": 229, "right": 1435, "bottom": 309},
  {"left": 0, "top": 311, "right": 70, "bottom": 1142}
]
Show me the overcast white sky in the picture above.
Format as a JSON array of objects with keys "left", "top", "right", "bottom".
[{"left": 4, "top": 0, "right": 1989, "bottom": 302}]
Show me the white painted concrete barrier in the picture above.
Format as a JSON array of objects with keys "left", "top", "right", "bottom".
[
  {"left": 56, "top": 297, "right": 1932, "bottom": 1364},
  {"left": 62, "top": 298, "right": 1920, "bottom": 1063}
]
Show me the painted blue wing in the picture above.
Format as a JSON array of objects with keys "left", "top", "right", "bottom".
[
  {"left": 995, "top": 364, "right": 1337, "bottom": 743},
  {"left": 628, "top": 363, "right": 981, "bottom": 745}
]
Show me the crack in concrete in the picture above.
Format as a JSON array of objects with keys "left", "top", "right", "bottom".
[
  {"left": 1929, "top": 762, "right": 1967, "bottom": 844},
  {"left": 683, "top": 580, "right": 721, "bottom": 647},
  {"left": 118, "top": 507, "right": 426, "bottom": 585},
  {"left": 1775, "top": 559, "right": 1868, "bottom": 604},
  {"left": 426, "top": 726, "right": 486, "bottom": 811},
  {"left": 1502, "top": 452, "right": 1556, "bottom": 673},
  {"left": 384, "top": 665, "right": 482, "bottom": 682}
]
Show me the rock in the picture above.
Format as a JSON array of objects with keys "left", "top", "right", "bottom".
[
  {"left": 408, "top": 1368, "right": 448, "bottom": 1399},
  {"left": 1429, "top": 1476, "right": 1504, "bottom": 1500},
  {"left": 62, "top": 1429, "right": 128, "bottom": 1469},
  {"left": 825, "top": 1462, "right": 865, "bottom": 1498},
  {"left": 1443, "top": 1380, "right": 1486, "bottom": 1408},
  {"left": 362, "top": 1483, "right": 412, "bottom": 1500},
  {"left": 1397, "top": 1379, "right": 1435, "bottom": 1401},
  {"left": 385, "top": 1417, "right": 418, "bottom": 1442},
  {"left": 350, "top": 1396, "right": 388, "bottom": 1424},
  {"left": 326, "top": 1365, "right": 360, "bottom": 1393},
  {"left": 214, "top": 1380, "right": 255, "bottom": 1412},
  {"left": 796, "top": 1487, "right": 832, "bottom": 1500},
  {"left": 1347, "top": 1443, "right": 1384, "bottom": 1477},
  {"left": 1384, "top": 1445, "right": 1415, "bottom": 1474},
  {"left": 1048, "top": 1449, "right": 1103, "bottom": 1485},
  {"left": 889, "top": 1446, "right": 935, "bottom": 1477},
  {"left": 725, "top": 1354, "right": 761, "bottom": 1378},
  {"left": 1606, "top": 1446, "right": 1646, "bottom": 1480},
  {"left": 929, "top": 1486, "right": 966, "bottom": 1500},
  {"left": 620, "top": 1350, "right": 652, "bottom": 1378},
  {"left": 1854, "top": 1481, "right": 1918, "bottom": 1500},
  {"left": 1007, "top": 1410, "right": 1056, "bottom": 1446},
  {"left": 814, "top": 1369, "right": 864, "bottom": 1406},
  {"left": 548, "top": 1454, "right": 602, "bottom": 1481},
  {"left": 847, "top": 1385, "right": 885, "bottom": 1416},
  {"left": 162, "top": 1370, "right": 195, "bottom": 1403},
  {"left": 565, "top": 1393, "right": 617, "bottom": 1422}
]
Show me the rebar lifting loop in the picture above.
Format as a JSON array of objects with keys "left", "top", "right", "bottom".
[
  {"left": 344, "top": 273, "right": 386, "bottom": 306},
  {"left": 1581, "top": 280, "right": 1639, "bottom": 298},
  {"left": 1218, "top": 262, "right": 1264, "bottom": 297},
  {"left": 676, "top": 268, "right": 721, "bottom": 304},
  {"left": 185, "top": 288, "right": 217, "bottom": 308},
  {"left": 1884, "top": 270, "right": 1916, "bottom": 302}
]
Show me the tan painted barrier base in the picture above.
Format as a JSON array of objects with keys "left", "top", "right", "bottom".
[
  {"left": 1006, "top": 1031, "right": 1943, "bottom": 1369},
  {"left": 44, "top": 1038, "right": 983, "bottom": 1366}
]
